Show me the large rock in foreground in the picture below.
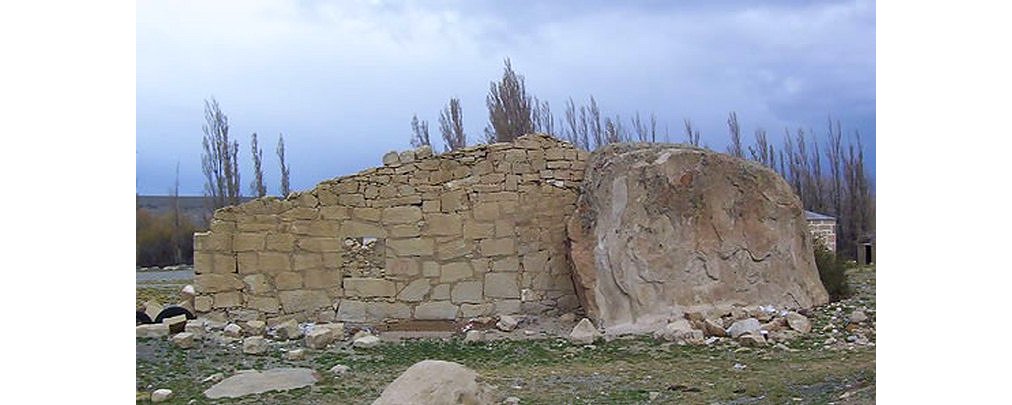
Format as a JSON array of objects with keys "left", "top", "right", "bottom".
[
  {"left": 567, "top": 144, "right": 829, "bottom": 334},
  {"left": 203, "top": 368, "right": 319, "bottom": 399},
  {"left": 372, "top": 360, "right": 495, "bottom": 405}
]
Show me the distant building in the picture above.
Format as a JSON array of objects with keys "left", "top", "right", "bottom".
[
  {"left": 857, "top": 233, "right": 875, "bottom": 265},
  {"left": 804, "top": 210, "right": 837, "bottom": 252}
]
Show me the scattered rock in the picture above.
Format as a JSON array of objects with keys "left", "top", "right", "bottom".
[
  {"left": 274, "top": 319, "right": 303, "bottom": 340},
  {"left": 170, "top": 332, "right": 195, "bottom": 349},
  {"left": 464, "top": 330, "right": 484, "bottom": 343},
  {"left": 151, "top": 389, "right": 173, "bottom": 402},
  {"left": 305, "top": 328, "right": 334, "bottom": 350},
  {"left": 497, "top": 315, "right": 519, "bottom": 332},
  {"left": 243, "top": 337, "right": 268, "bottom": 355},
  {"left": 726, "top": 318, "right": 761, "bottom": 338},
  {"left": 136, "top": 324, "right": 169, "bottom": 338},
  {"left": 785, "top": 312, "right": 812, "bottom": 333},
  {"left": 569, "top": 318, "right": 601, "bottom": 345},
  {"left": 849, "top": 310, "right": 868, "bottom": 324},
  {"left": 371, "top": 360, "right": 495, "bottom": 405},
  {"left": 846, "top": 335, "right": 858, "bottom": 343},
  {"left": 702, "top": 319, "right": 728, "bottom": 337},
  {"left": 504, "top": 396, "right": 522, "bottom": 405},
  {"left": 163, "top": 314, "right": 188, "bottom": 334},
  {"left": 244, "top": 320, "right": 266, "bottom": 337},
  {"left": 223, "top": 323, "right": 243, "bottom": 338},
  {"left": 648, "top": 391, "right": 661, "bottom": 401},
  {"left": 653, "top": 320, "right": 704, "bottom": 345},
  {"left": 737, "top": 332, "right": 767, "bottom": 347},
  {"left": 559, "top": 313, "right": 576, "bottom": 324},
  {"left": 329, "top": 365, "right": 350, "bottom": 375},
  {"left": 352, "top": 334, "right": 381, "bottom": 349},
  {"left": 144, "top": 300, "right": 163, "bottom": 322},
  {"left": 203, "top": 368, "right": 320, "bottom": 399},
  {"left": 760, "top": 317, "right": 787, "bottom": 333},
  {"left": 202, "top": 373, "right": 224, "bottom": 384},
  {"left": 283, "top": 349, "right": 306, "bottom": 361},
  {"left": 415, "top": 145, "right": 433, "bottom": 159}
]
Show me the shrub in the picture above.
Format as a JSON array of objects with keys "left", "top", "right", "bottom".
[
  {"left": 136, "top": 208, "right": 198, "bottom": 267},
  {"left": 814, "top": 242, "right": 851, "bottom": 301}
]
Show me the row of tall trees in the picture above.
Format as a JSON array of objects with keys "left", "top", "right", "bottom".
[
  {"left": 406, "top": 58, "right": 874, "bottom": 259},
  {"left": 200, "top": 97, "right": 292, "bottom": 211}
]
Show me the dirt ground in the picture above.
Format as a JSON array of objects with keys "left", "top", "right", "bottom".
[{"left": 136, "top": 266, "right": 876, "bottom": 404}]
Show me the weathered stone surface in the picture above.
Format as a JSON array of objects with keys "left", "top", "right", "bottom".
[
  {"left": 785, "top": 312, "right": 812, "bottom": 333},
  {"left": 727, "top": 318, "right": 762, "bottom": 338},
  {"left": 414, "top": 301, "right": 458, "bottom": 320},
  {"left": 151, "top": 389, "right": 173, "bottom": 403},
  {"left": 496, "top": 315, "right": 519, "bottom": 331},
  {"left": 163, "top": 314, "right": 188, "bottom": 334},
  {"left": 569, "top": 318, "right": 601, "bottom": 345},
  {"left": 451, "top": 281, "right": 483, "bottom": 304},
  {"left": 344, "top": 278, "right": 396, "bottom": 297},
  {"left": 274, "top": 319, "right": 303, "bottom": 340},
  {"left": 244, "top": 320, "right": 266, "bottom": 336},
  {"left": 329, "top": 364, "right": 351, "bottom": 375},
  {"left": 702, "top": 319, "right": 728, "bottom": 337},
  {"left": 372, "top": 360, "right": 495, "bottom": 405},
  {"left": 195, "top": 274, "right": 243, "bottom": 293},
  {"left": 439, "top": 262, "right": 472, "bottom": 283},
  {"left": 243, "top": 336, "right": 269, "bottom": 354},
  {"left": 304, "top": 328, "right": 333, "bottom": 349},
  {"left": 352, "top": 334, "right": 381, "bottom": 349},
  {"left": 397, "top": 279, "right": 431, "bottom": 302},
  {"left": 278, "top": 290, "right": 330, "bottom": 313},
  {"left": 849, "top": 310, "right": 869, "bottom": 324},
  {"left": 485, "top": 272, "right": 520, "bottom": 298},
  {"left": 204, "top": 368, "right": 320, "bottom": 399},
  {"left": 568, "top": 144, "right": 829, "bottom": 334},
  {"left": 137, "top": 324, "right": 169, "bottom": 338},
  {"left": 386, "top": 238, "right": 435, "bottom": 256},
  {"left": 284, "top": 348, "right": 306, "bottom": 361}
]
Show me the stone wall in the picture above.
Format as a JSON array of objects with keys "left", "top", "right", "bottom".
[
  {"left": 192, "top": 134, "right": 588, "bottom": 324},
  {"left": 807, "top": 219, "right": 837, "bottom": 252}
]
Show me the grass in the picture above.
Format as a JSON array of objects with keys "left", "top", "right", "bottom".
[{"left": 137, "top": 266, "right": 876, "bottom": 404}]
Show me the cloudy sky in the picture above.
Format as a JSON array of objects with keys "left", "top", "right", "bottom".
[{"left": 137, "top": 0, "right": 875, "bottom": 196}]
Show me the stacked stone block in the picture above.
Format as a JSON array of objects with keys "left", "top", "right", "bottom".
[{"left": 193, "top": 134, "right": 588, "bottom": 324}]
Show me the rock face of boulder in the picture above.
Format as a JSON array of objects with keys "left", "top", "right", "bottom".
[
  {"left": 567, "top": 144, "right": 829, "bottom": 334},
  {"left": 372, "top": 360, "right": 495, "bottom": 405}
]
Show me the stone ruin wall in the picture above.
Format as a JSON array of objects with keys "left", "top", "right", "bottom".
[
  {"left": 808, "top": 219, "right": 837, "bottom": 252},
  {"left": 193, "top": 134, "right": 588, "bottom": 325}
]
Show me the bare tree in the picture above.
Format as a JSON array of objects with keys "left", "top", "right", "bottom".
[
  {"left": 410, "top": 114, "right": 431, "bottom": 148},
  {"left": 588, "top": 96, "right": 602, "bottom": 149},
  {"left": 683, "top": 119, "right": 701, "bottom": 146},
  {"left": 632, "top": 112, "right": 648, "bottom": 142},
  {"left": 826, "top": 118, "right": 844, "bottom": 216},
  {"left": 726, "top": 111, "right": 744, "bottom": 158},
  {"left": 201, "top": 97, "right": 241, "bottom": 209},
  {"left": 604, "top": 115, "right": 627, "bottom": 144},
  {"left": 532, "top": 96, "right": 555, "bottom": 137},
  {"left": 484, "top": 58, "right": 533, "bottom": 143},
  {"left": 563, "top": 97, "right": 583, "bottom": 148},
  {"left": 171, "top": 161, "right": 182, "bottom": 263},
  {"left": 250, "top": 132, "right": 267, "bottom": 198},
  {"left": 748, "top": 128, "right": 775, "bottom": 168},
  {"left": 438, "top": 98, "right": 466, "bottom": 151},
  {"left": 277, "top": 133, "right": 291, "bottom": 197}
]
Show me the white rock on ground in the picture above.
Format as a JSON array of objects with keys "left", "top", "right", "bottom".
[
  {"left": 274, "top": 319, "right": 303, "bottom": 340},
  {"left": 352, "top": 334, "right": 381, "bottom": 349},
  {"left": 180, "top": 284, "right": 196, "bottom": 301},
  {"left": 371, "top": 360, "right": 495, "bottom": 405},
  {"left": 243, "top": 336, "right": 268, "bottom": 355},
  {"left": 329, "top": 365, "right": 350, "bottom": 375},
  {"left": 283, "top": 349, "right": 306, "bottom": 361},
  {"left": 203, "top": 368, "right": 320, "bottom": 399},
  {"left": 464, "top": 330, "right": 484, "bottom": 343},
  {"left": 496, "top": 315, "right": 519, "bottom": 332},
  {"left": 163, "top": 314, "right": 188, "bottom": 334},
  {"left": 737, "top": 332, "right": 767, "bottom": 347},
  {"left": 849, "top": 310, "right": 868, "bottom": 323},
  {"left": 244, "top": 320, "right": 266, "bottom": 336},
  {"left": 785, "top": 312, "right": 812, "bottom": 333},
  {"left": 569, "top": 318, "right": 601, "bottom": 345},
  {"left": 151, "top": 389, "right": 173, "bottom": 402},
  {"left": 504, "top": 396, "right": 521, "bottom": 405},
  {"left": 136, "top": 324, "right": 170, "bottom": 338},
  {"left": 305, "top": 328, "right": 333, "bottom": 350},
  {"left": 202, "top": 373, "right": 224, "bottom": 384},
  {"left": 170, "top": 332, "right": 194, "bottom": 349},
  {"left": 653, "top": 319, "right": 704, "bottom": 344},
  {"left": 726, "top": 318, "right": 761, "bottom": 338},
  {"left": 224, "top": 323, "right": 243, "bottom": 338}
]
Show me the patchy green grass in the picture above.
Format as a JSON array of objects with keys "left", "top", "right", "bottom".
[{"left": 137, "top": 335, "right": 874, "bottom": 404}]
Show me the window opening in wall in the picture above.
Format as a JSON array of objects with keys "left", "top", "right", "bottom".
[{"left": 342, "top": 236, "right": 386, "bottom": 278}]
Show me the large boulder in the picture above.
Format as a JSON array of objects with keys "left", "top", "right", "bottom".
[
  {"left": 372, "top": 360, "right": 495, "bottom": 405},
  {"left": 567, "top": 144, "right": 829, "bottom": 334}
]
